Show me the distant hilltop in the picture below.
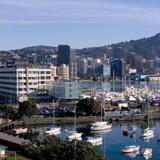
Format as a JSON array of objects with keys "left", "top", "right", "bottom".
[
  {"left": 78, "top": 33, "right": 160, "bottom": 59},
  {"left": 1, "top": 33, "right": 160, "bottom": 60}
]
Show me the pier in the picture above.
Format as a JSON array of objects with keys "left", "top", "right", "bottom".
[{"left": 0, "top": 132, "right": 30, "bottom": 149}]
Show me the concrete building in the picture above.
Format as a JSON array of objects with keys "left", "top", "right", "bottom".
[
  {"left": 77, "top": 58, "right": 88, "bottom": 78},
  {"left": 0, "top": 66, "right": 52, "bottom": 104},
  {"left": 70, "top": 62, "right": 78, "bottom": 80},
  {"left": 49, "top": 81, "right": 80, "bottom": 100},
  {"left": 50, "top": 65, "right": 57, "bottom": 81},
  {"left": 57, "top": 64, "right": 70, "bottom": 80},
  {"left": 69, "top": 49, "right": 78, "bottom": 80}
]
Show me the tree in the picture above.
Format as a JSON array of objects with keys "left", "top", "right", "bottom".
[
  {"left": 23, "top": 135, "right": 104, "bottom": 160},
  {"left": 77, "top": 98, "right": 99, "bottom": 116},
  {"left": 18, "top": 101, "right": 38, "bottom": 118},
  {"left": 0, "top": 105, "right": 18, "bottom": 120}
]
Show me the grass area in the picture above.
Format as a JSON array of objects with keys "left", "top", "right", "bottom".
[{"left": 7, "top": 156, "right": 30, "bottom": 160}]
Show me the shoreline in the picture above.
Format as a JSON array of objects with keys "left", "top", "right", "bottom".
[
  {"left": 23, "top": 116, "right": 102, "bottom": 126},
  {"left": 1, "top": 113, "right": 160, "bottom": 130},
  {"left": 24, "top": 113, "right": 160, "bottom": 126}
]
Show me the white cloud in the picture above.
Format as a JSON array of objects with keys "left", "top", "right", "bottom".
[{"left": 0, "top": 0, "right": 160, "bottom": 25}]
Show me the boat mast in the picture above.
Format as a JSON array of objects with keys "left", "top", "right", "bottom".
[
  {"left": 113, "top": 71, "right": 115, "bottom": 92},
  {"left": 74, "top": 106, "right": 77, "bottom": 132},
  {"left": 52, "top": 99, "right": 55, "bottom": 124}
]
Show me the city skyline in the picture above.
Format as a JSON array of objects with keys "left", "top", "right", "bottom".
[{"left": 1, "top": 0, "right": 160, "bottom": 50}]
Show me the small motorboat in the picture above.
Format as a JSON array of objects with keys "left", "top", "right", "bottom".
[
  {"left": 85, "top": 137, "right": 102, "bottom": 145},
  {"left": 122, "top": 145, "right": 140, "bottom": 153},
  {"left": 45, "top": 127, "right": 61, "bottom": 135}
]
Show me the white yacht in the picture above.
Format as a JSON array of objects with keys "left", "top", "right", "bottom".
[
  {"left": 86, "top": 137, "right": 102, "bottom": 145},
  {"left": 90, "top": 121, "right": 112, "bottom": 131},
  {"left": 45, "top": 127, "right": 61, "bottom": 135},
  {"left": 141, "top": 127, "right": 154, "bottom": 137},
  {"left": 141, "top": 148, "right": 152, "bottom": 156},
  {"left": 122, "top": 145, "right": 140, "bottom": 153}
]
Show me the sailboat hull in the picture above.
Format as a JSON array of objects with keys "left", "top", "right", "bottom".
[{"left": 91, "top": 121, "right": 112, "bottom": 131}]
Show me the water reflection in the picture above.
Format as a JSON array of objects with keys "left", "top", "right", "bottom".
[
  {"left": 123, "top": 151, "right": 139, "bottom": 159},
  {"left": 29, "top": 121, "right": 160, "bottom": 160}
]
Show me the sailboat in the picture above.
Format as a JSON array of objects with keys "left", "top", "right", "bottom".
[
  {"left": 85, "top": 136, "right": 102, "bottom": 145},
  {"left": 45, "top": 101, "right": 61, "bottom": 135},
  {"left": 66, "top": 107, "right": 82, "bottom": 141},
  {"left": 141, "top": 101, "right": 154, "bottom": 138},
  {"left": 90, "top": 82, "right": 112, "bottom": 131},
  {"left": 121, "top": 145, "right": 140, "bottom": 153}
]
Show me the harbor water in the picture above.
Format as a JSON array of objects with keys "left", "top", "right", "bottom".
[{"left": 34, "top": 121, "right": 160, "bottom": 160}]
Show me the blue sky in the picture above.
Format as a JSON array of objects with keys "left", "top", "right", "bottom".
[{"left": 0, "top": 0, "right": 160, "bottom": 50}]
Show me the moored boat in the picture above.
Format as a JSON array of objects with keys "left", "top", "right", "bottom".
[
  {"left": 13, "top": 128, "right": 27, "bottom": 135},
  {"left": 122, "top": 145, "right": 140, "bottom": 153},
  {"left": 141, "top": 127, "right": 154, "bottom": 137},
  {"left": 85, "top": 136, "right": 102, "bottom": 145},
  {"left": 91, "top": 121, "right": 112, "bottom": 131},
  {"left": 45, "top": 127, "right": 61, "bottom": 135},
  {"left": 141, "top": 148, "right": 152, "bottom": 156}
]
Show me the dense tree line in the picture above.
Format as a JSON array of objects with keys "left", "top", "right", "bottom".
[
  {"left": 22, "top": 135, "right": 104, "bottom": 160},
  {"left": 77, "top": 98, "right": 100, "bottom": 116},
  {"left": 0, "top": 101, "right": 38, "bottom": 120}
]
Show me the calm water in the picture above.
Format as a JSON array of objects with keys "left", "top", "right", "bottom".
[
  {"left": 34, "top": 121, "right": 160, "bottom": 160},
  {"left": 80, "top": 81, "right": 160, "bottom": 92}
]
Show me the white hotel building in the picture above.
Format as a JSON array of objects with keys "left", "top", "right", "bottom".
[{"left": 0, "top": 66, "right": 52, "bottom": 104}]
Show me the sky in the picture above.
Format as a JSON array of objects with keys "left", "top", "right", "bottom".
[{"left": 0, "top": 0, "right": 160, "bottom": 50}]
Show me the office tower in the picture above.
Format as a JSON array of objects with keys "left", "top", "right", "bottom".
[
  {"left": 110, "top": 59, "right": 122, "bottom": 80},
  {"left": 57, "top": 45, "right": 70, "bottom": 65}
]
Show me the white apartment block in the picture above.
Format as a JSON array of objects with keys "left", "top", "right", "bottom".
[{"left": 0, "top": 66, "right": 52, "bottom": 104}]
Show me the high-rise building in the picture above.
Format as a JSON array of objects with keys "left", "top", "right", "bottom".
[
  {"left": 69, "top": 49, "right": 78, "bottom": 80},
  {"left": 128, "top": 53, "right": 143, "bottom": 73},
  {"left": 110, "top": 59, "right": 123, "bottom": 80},
  {"left": 57, "top": 45, "right": 70, "bottom": 65},
  {"left": 70, "top": 62, "right": 78, "bottom": 80},
  {"left": 77, "top": 58, "right": 88, "bottom": 78}
]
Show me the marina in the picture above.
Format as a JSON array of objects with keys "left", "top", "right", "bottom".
[{"left": 23, "top": 120, "right": 160, "bottom": 160}]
